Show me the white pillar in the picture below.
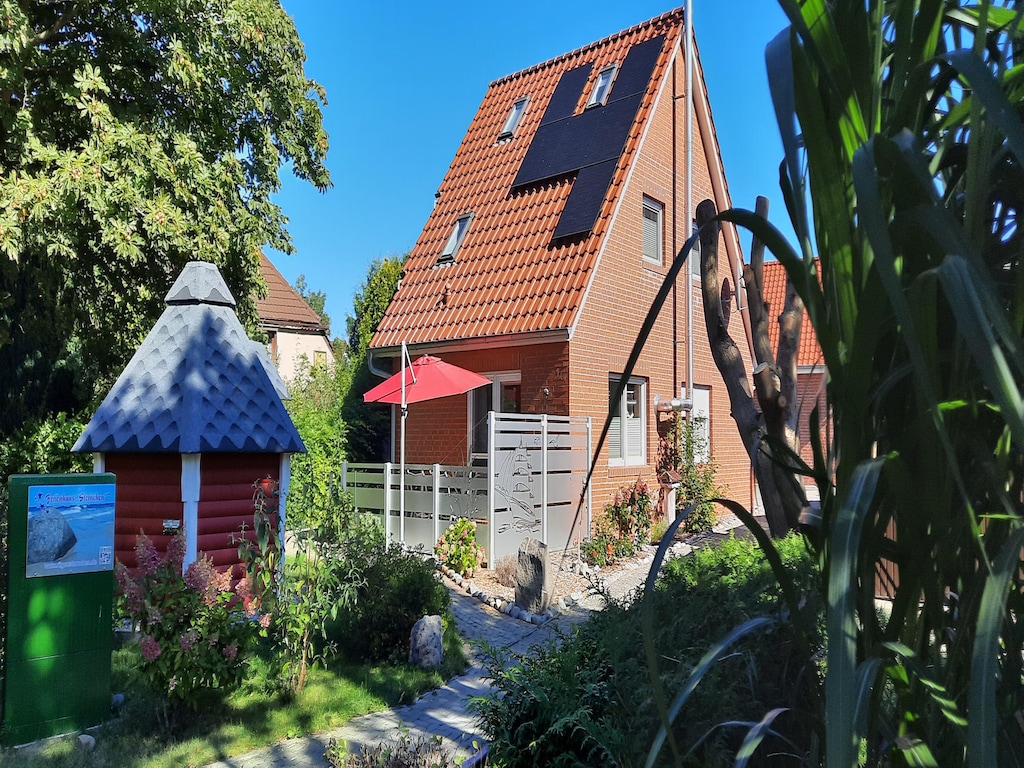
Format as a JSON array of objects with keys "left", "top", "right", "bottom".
[
  {"left": 487, "top": 411, "right": 495, "bottom": 561},
  {"left": 181, "top": 454, "right": 201, "bottom": 571},
  {"left": 432, "top": 463, "right": 441, "bottom": 545},
  {"left": 541, "top": 414, "right": 549, "bottom": 545},
  {"left": 92, "top": 453, "right": 105, "bottom": 473},
  {"left": 383, "top": 461, "right": 393, "bottom": 539}
]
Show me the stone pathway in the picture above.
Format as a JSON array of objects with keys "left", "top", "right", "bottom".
[
  {"left": 203, "top": 587, "right": 596, "bottom": 768},
  {"left": 204, "top": 514, "right": 754, "bottom": 767}
]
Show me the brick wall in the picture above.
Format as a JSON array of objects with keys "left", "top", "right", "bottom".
[
  {"left": 396, "top": 342, "right": 570, "bottom": 465},
  {"left": 569, "top": 43, "right": 756, "bottom": 522}
]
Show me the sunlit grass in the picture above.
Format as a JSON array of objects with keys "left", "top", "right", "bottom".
[{"left": 2, "top": 623, "right": 468, "bottom": 768}]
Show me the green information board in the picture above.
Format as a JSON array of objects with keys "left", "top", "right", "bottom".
[{"left": 3, "top": 474, "right": 115, "bottom": 745}]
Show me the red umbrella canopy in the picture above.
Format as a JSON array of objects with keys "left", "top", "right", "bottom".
[{"left": 363, "top": 355, "right": 492, "bottom": 405}]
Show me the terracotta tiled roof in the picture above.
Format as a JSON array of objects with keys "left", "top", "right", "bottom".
[
  {"left": 257, "top": 253, "right": 326, "bottom": 332},
  {"left": 371, "top": 9, "right": 687, "bottom": 350},
  {"left": 761, "top": 260, "right": 824, "bottom": 369}
]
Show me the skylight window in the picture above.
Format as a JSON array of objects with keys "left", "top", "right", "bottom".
[
  {"left": 499, "top": 97, "right": 528, "bottom": 139},
  {"left": 437, "top": 214, "right": 472, "bottom": 265},
  {"left": 586, "top": 64, "right": 618, "bottom": 108}
]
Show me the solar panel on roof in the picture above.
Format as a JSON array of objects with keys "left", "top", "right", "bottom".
[
  {"left": 540, "top": 63, "right": 593, "bottom": 126},
  {"left": 553, "top": 160, "right": 618, "bottom": 240},
  {"left": 512, "top": 35, "right": 666, "bottom": 237},
  {"left": 608, "top": 35, "right": 665, "bottom": 100}
]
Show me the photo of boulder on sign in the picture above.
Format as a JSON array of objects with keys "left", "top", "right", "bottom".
[{"left": 26, "top": 505, "right": 79, "bottom": 565}]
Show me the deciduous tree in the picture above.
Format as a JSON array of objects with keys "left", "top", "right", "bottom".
[
  {"left": 342, "top": 255, "right": 405, "bottom": 461},
  {"left": 0, "top": 0, "right": 330, "bottom": 472}
]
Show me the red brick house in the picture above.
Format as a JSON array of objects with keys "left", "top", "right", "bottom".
[
  {"left": 761, "top": 259, "right": 827, "bottom": 496},
  {"left": 368, "top": 8, "right": 756, "bottom": 514}
]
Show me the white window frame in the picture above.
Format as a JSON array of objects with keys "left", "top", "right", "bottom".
[
  {"left": 468, "top": 371, "right": 522, "bottom": 459},
  {"left": 689, "top": 385, "right": 711, "bottom": 463},
  {"left": 690, "top": 221, "right": 702, "bottom": 279},
  {"left": 642, "top": 196, "right": 663, "bottom": 264},
  {"left": 499, "top": 97, "right": 528, "bottom": 139},
  {"left": 438, "top": 213, "right": 472, "bottom": 264},
  {"left": 608, "top": 374, "right": 647, "bottom": 466},
  {"left": 586, "top": 64, "right": 618, "bottom": 108}
]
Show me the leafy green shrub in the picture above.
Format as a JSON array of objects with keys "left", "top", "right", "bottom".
[
  {"left": 676, "top": 416, "right": 723, "bottom": 535},
  {"left": 115, "top": 533, "right": 256, "bottom": 728},
  {"left": 475, "top": 532, "right": 821, "bottom": 767},
  {"left": 328, "top": 539, "right": 450, "bottom": 663},
  {"left": 327, "top": 733, "right": 462, "bottom": 768},
  {"left": 238, "top": 480, "right": 364, "bottom": 694},
  {"left": 434, "top": 517, "right": 485, "bottom": 577},
  {"left": 605, "top": 477, "right": 653, "bottom": 552},
  {"left": 473, "top": 635, "right": 624, "bottom": 767},
  {"left": 649, "top": 517, "right": 669, "bottom": 545}
]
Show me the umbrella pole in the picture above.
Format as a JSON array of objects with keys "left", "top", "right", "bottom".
[{"left": 400, "top": 341, "right": 407, "bottom": 543}]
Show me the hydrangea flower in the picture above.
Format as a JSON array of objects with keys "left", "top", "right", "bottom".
[{"left": 140, "top": 634, "right": 162, "bottom": 662}]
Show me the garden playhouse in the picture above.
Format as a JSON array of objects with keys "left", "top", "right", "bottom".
[{"left": 72, "top": 261, "right": 305, "bottom": 572}]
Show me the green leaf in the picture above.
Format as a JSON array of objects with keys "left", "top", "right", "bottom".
[
  {"left": 644, "top": 616, "right": 775, "bottom": 768},
  {"left": 968, "top": 525, "right": 1024, "bottom": 766},
  {"left": 826, "top": 456, "right": 887, "bottom": 768}
]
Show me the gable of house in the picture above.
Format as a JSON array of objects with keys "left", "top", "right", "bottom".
[
  {"left": 256, "top": 253, "right": 335, "bottom": 380},
  {"left": 366, "top": 8, "right": 757, "bottom": 513},
  {"left": 371, "top": 10, "right": 690, "bottom": 352}
]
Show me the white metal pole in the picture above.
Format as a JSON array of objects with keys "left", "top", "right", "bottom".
[
  {"left": 541, "top": 414, "right": 549, "bottom": 545},
  {"left": 685, "top": 0, "right": 695, "bottom": 409},
  {"left": 432, "top": 463, "right": 441, "bottom": 544},
  {"left": 487, "top": 410, "right": 495, "bottom": 562},
  {"left": 400, "top": 341, "right": 407, "bottom": 543}
]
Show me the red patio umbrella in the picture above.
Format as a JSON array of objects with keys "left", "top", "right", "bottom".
[
  {"left": 364, "top": 343, "right": 491, "bottom": 540},
  {"left": 363, "top": 353, "right": 491, "bottom": 405}
]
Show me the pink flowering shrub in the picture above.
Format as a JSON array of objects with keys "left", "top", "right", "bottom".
[
  {"left": 435, "top": 518, "right": 486, "bottom": 577},
  {"left": 115, "top": 532, "right": 256, "bottom": 725}
]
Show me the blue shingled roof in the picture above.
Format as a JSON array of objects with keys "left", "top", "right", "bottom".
[{"left": 74, "top": 262, "right": 306, "bottom": 454}]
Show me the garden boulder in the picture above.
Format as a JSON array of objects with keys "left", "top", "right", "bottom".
[
  {"left": 515, "top": 538, "right": 551, "bottom": 614},
  {"left": 409, "top": 615, "right": 443, "bottom": 669}
]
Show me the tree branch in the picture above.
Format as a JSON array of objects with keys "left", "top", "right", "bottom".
[{"left": 28, "top": 6, "right": 78, "bottom": 49}]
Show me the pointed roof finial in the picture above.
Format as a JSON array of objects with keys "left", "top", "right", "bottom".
[{"left": 165, "top": 261, "right": 236, "bottom": 307}]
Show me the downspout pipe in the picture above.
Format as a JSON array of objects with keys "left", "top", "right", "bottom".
[
  {"left": 684, "top": 0, "right": 694, "bottom": 409},
  {"left": 367, "top": 347, "right": 391, "bottom": 379}
]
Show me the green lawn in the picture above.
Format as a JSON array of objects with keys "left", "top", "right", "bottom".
[{"left": 2, "top": 629, "right": 468, "bottom": 768}]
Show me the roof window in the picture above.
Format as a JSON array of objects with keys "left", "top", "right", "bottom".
[
  {"left": 437, "top": 213, "right": 472, "bottom": 265},
  {"left": 586, "top": 64, "right": 618, "bottom": 108},
  {"left": 498, "top": 97, "right": 528, "bottom": 139}
]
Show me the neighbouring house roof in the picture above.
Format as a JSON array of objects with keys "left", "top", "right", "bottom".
[
  {"left": 73, "top": 261, "right": 304, "bottom": 454},
  {"left": 257, "top": 253, "right": 329, "bottom": 334},
  {"left": 761, "top": 260, "right": 824, "bottom": 369},
  {"left": 371, "top": 8, "right": 690, "bottom": 351}
]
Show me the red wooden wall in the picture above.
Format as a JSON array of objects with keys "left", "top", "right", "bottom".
[
  {"left": 107, "top": 453, "right": 183, "bottom": 568},
  {"left": 198, "top": 453, "right": 279, "bottom": 569},
  {"left": 107, "top": 452, "right": 280, "bottom": 571}
]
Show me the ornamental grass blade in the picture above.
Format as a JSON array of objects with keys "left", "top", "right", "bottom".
[
  {"left": 968, "top": 525, "right": 1024, "bottom": 767},
  {"left": 879, "top": 641, "right": 968, "bottom": 732},
  {"left": 734, "top": 707, "right": 791, "bottom": 768},
  {"left": 644, "top": 617, "right": 775, "bottom": 768},
  {"left": 851, "top": 657, "right": 883, "bottom": 739},
  {"left": 827, "top": 456, "right": 887, "bottom": 768}
]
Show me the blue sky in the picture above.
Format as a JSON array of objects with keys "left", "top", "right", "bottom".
[{"left": 271, "top": 2, "right": 797, "bottom": 337}]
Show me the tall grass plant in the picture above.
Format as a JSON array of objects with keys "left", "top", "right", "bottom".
[{"left": 582, "top": 2, "right": 1024, "bottom": 764}]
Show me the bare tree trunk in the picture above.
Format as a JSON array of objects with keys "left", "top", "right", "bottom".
[{"left": 696, "top": 198, "right": 806, "bottom": 537}]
